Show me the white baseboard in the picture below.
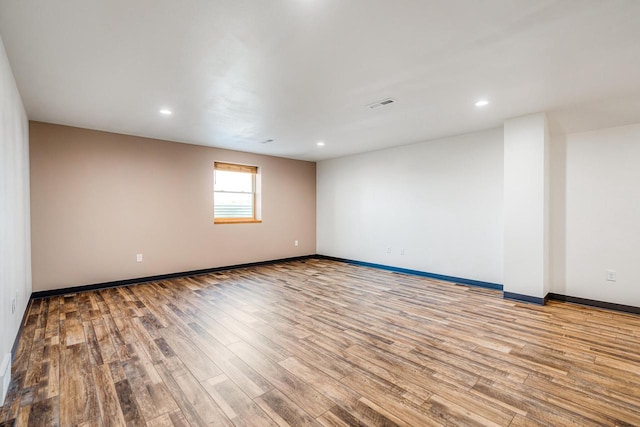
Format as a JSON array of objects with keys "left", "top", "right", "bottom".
[{"left": 0, "top": 353, "right": 11, "bottom": 406}]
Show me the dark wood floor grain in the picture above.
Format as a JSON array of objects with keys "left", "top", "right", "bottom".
[{"left": 2, "top": 259, "right": 640, "bottom": 426}]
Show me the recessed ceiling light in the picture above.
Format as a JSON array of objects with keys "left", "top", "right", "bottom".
[
  {"left": 474, "top": 99, "right": 489, "bottom": 107},
  {"left": 159, "top": 109, "right": 172, "bottom": 115},
  {"left": 317, "top": 141, "right": 325, "bottom": 147}
]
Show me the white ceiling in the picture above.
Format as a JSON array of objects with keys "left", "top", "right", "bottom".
[{"left": 1, "top": 0, "right": 640, "bottom": 161}]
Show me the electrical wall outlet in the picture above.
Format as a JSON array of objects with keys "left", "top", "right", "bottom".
[
  {"left": 386, "top": 247, "right": 392, "bottom": 254},
  {"left": 294, "top": 240, "right": 299, "bottom": 247},
  {"left": 11, "top": 298, "right": 16, "bottom": 315},
  {"left": 606, "top": 270, "right": 617, "bottom": 281},
  {"left": 136, "top": 254, "right": 143, "bottom": 263}
]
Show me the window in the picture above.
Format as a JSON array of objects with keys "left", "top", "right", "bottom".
[{"left": 214, "top": 162, "right": 260, "bottom": 223}]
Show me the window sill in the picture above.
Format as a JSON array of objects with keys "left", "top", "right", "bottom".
[{"left": 214, "top": 218, "right": 262, "bottom": 224}]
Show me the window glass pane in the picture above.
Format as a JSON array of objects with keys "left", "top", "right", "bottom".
[
  {"left": 214, "top": 170, "right": 253, "bottom": 193},
  {"left": 214, "top": 192, "right": 253, "bottom": 218}
]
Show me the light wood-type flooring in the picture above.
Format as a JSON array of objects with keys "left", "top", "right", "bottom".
[{"left": 1, "top": 258, "right": 640, "bottom": 426}]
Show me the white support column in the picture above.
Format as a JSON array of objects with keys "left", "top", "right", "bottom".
[{"left": 503, "top": 113, "right": 550, "bottom": 303}]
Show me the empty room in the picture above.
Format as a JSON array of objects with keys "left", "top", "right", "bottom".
[{"left": 1, "top": 1, "right": 640, "bottom": 426}]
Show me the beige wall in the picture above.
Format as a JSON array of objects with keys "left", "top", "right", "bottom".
[{"left": 30, "top": 122, "right": 316, "bottom": 291}]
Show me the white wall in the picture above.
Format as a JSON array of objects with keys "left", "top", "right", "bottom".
[
  {"left": 0, "top": 35, "right": 31, "bottom": 404},
  {"left": 503, "top": 113, "right": 550, "bottom": 299},
  {"left": 558, "top": 123, "right": 640, "bottom": 306},
  {"left": 317, "top": 128, "right": 503, "bottom": 285},
  {"left": 549, "top": 130, "right": 567, "bottom": 301}
]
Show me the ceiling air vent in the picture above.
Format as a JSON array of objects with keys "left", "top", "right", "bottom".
[{"left": 367, "top": 98, "right": 396, "bottom": 109}]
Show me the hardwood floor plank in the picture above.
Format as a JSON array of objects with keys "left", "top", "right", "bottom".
[
  {"left": 155, "top": 357, "right": 233, "bottom": 426},
  {"left": 0, "top": 369, "right": 26, "bottom": 423},
  {"left": 279, "top": 357, "right": 401, "bottom": 427},
  {"left": 255, "top": 388, "right": 321, "bottom": 427},
  {"left": 16, "top": 405, "right": 31, "bottom": 426},
  {"left": 60, "top": 343, "right": 100, "bottom": 426},
  {"left": 257, "top": 324, "right": 354, "bottom": 381},
  {"left": 92, "top": 364, "right": 127, "bottom": 427},
  {"left": 471, "top": 378, "right": 604, "bottom": 426},
  {"left": 343, "top": 371, "right": 443, "bottom": 427},
  {"left": 426, "top": 394, "right": 505, "bottom": 427},
  {"left": 61, "top": 311, "right": 85, "bottom": 348},
  {"left": 145, "top": 412, "right": 173, "bottom": 427},
  {"left": 316, "top": 410, "right": 353, "bottom": 427},
  {"left": 3, "top": 259, "right": 640, "bottom": 426},
  {"left": 114, "top": 379, "right": 146, "bottom": 427},
  {"left": 523, "top": 373, "right": 639, "bottom": 426},
  {"left": 42, "top": 337, "right": 60, "bottom": 401},
  {"left": 23, "top": 326, "right": 44, "bottom": 391},
  {"left": 43, "top": 297, "right": 61, "bottom": 340},
  {"left": 102, "top": 316, "right": 131, "bottom": 362},
  {"left": 203, "top": 375, "right": 277, "bottom": 427},
  {"left": 158, "top": 326, "right": 222, "bottom": 382},
  {"left": 229, "top": 341, "right": 334, "bottom": 418},
  {"left": 92, "top": 318, "right": 119, "bottom": 365},
  {"left": 83, "top": 321, "right": 104, "bottom": 366},
  {"left": 27, "top": 396, "right": 58, "bottom": 427}
]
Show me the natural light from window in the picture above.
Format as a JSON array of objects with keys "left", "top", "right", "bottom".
[{"left": 214, "top": 162, "right": 259, "bottom": 223}]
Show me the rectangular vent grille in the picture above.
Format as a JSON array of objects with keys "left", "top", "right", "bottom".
[{"left": 367, "top": 98, "right": 396, "bottom": 109}]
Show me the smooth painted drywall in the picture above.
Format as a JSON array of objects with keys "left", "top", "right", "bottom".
[
  {"left": 549, "top": 130, "right": 567, "bottom": 298},
  {"left": 0, "top": 35, "right": 31, "bottom": 404},
  {"left": 29, "top": 122, "right": 316, "bottom": 291},
  {"left": 503, "top": 113, "right": 550, "bottom": 298},
  {"left": 317, "top": 128, "right": 503, "bottom": 284},
  {"left": 559, "top": 123, "right": 640, "bottom": 306}
]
